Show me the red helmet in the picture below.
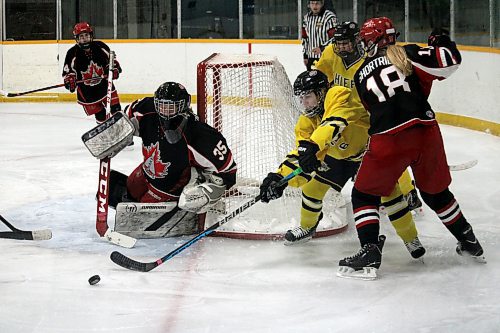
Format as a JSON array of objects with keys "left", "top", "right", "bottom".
[
  {"left": 73, "top": 22, "right": 93, "bottom": 38},
  {"left": 360, "top": 17, "right": 398, "bottom": 56}
]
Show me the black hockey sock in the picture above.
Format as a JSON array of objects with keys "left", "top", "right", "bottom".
[
  {"left": 352, "top": 187, "right": 381, "bottom": 246},
  {"left": 421, "top": 188, "right": 469, "bottom": 241}
]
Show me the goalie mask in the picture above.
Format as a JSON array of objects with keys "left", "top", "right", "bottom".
[
  {"left": 334, "top": 21, "right": 362, "bottom": 60},
  {"left": 293, "top": 70, "right": 329, "bottom": 117},
  {"left": 360, "top": 17, "right": 399, "bottom": 57},
  {"left": 73, "top": 22, "right": 94, "bottom": 50},
  {"left": 154, "top": 82, "right": 192, "bottom": 144}
]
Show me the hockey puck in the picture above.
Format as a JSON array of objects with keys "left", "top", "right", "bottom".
[{"left": 88, "top": 275, "right": 101, "bottom": 285}]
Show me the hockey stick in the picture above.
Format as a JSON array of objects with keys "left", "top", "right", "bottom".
[
  {"left": 95, "top": 51, "right": 136, "bottom": 249},
  {"left": 110, "top": 167, "right": 304, "bottom": 272},
  {"left": 0, "top": 214, "right": 52, "bottom": 240},
  {"left": 449, "top": 159, "right": 478, "bottom": 171},
  {"left": 0, "top": 77, "right": 107, "bottom": 98}
]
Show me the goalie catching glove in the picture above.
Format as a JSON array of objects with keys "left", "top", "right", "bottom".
[
  {"left": 259, "top": 172, "right": 288, "bottom": 203},
  {"left": 178, "top": 168, "right": 226, "bottom": 213}
]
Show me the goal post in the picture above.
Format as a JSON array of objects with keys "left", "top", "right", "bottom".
[{"left": 196, "top": 53, "right": 347, "bottom": 240}]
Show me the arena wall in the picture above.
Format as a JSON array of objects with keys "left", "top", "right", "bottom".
[{"left": 0, "top": 40, "right": 499, "bottom": 134}]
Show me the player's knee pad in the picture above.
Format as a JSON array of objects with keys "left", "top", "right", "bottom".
[{"left": 420, "top": 188, "right": 454, "bottom": 211}]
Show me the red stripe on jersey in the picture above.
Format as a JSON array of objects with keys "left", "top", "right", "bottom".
[{"left": 435, "top": 47, "right": 444, "bottom": 68}]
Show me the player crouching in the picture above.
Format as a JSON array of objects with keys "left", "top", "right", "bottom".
[{"left": 83, "top": 82, "right": 237, "bottom": 238}]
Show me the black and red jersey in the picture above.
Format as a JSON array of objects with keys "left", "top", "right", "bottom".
[
  {"left": 125, "top": 97, "right": 237, "bottom": 197},
  {"left": 354, "top": 41, "right": 461, "bottom": 135},
  {"left": 62, "top": 41, "right": 120, "bottom": 104}
]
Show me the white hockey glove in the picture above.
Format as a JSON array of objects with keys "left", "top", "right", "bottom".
[{"left": 178, "top": 169, "right": 226, "bottom": 213}]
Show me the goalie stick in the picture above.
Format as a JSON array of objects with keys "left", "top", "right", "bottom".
[
  {"left": 94, "top": 51, "right": 136, "bottom": 249},
  {"left": 110, "top": 167, "right": 304, "bottom": 272},
  {"left": 0, "top": 214, "right": 52, "bottom": 241}
]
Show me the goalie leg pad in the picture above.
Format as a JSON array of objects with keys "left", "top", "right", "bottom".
[{"left": 114, "top": 202, "right": 198, "bottom": 238}]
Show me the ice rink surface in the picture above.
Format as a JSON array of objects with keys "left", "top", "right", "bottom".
[{"left": 1, "top": 103, "right": 499, "bottom": 333}]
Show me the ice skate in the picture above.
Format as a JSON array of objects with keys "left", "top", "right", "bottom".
[
  {"left": 284, "top": 213, "right": 322, "bottom": 245},
  {"left": 404, "top": 236, "right": 426, "bottom": 260},
  {"left": 337, "top": 235, "right": 386, "bottom": 280},
  {"left": 456, "top": 226, "right": 486, "bottom": 263}
]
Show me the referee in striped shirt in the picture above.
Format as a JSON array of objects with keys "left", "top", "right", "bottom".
[{"left": 302, "top": 0, "right": 337, "bottom": 70}]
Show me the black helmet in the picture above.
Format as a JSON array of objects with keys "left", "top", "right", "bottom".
[
  {"left": 293, "top": 70, "right": 328, "bottom": 117},
  {"left": 154, "top": 82, "right": 191, "bottom": 120},
  {"left": 333, "top": 21, "right": 361, "bottom": 58},
  {"left": 154, "top": 82, "right": 192, "bottom": 143}
]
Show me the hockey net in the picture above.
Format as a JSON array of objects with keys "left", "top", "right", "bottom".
[{"left": 196, "top": 53, "right": 347, "bottom": 240}]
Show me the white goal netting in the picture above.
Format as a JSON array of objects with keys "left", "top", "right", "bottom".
[{"left": 197, "top": 53, "right": 347, "bottom": 239}]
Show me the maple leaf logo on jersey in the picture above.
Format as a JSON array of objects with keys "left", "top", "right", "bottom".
[
  {"left": 143, "top": 142, "right": 171, "bottom": 179},
  {"left": 81, "top": 60, "right": 104, "bottom": 86}
]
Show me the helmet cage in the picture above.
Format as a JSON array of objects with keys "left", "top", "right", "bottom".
[
  {"left": 295, "top": 89, "right": 326, "bottom": 117},
  {"left": 154, "top": 98, "right": 189, "bottom": 121}
]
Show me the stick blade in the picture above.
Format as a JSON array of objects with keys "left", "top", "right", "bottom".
[
  {"left": 0, "top": 229, "right": 51, "bottom": 241},
  {"left": 32, "top": 229, "right": 52, "bottom": 240},
  {"left": 449, "top": 159, "right": 478, "bottom": 171},
  {"left": 110, "top": 251, "right": 158, "bottom": 272},
  {"left": 103, "top": 229, "right": 137, "bottom": 248}
]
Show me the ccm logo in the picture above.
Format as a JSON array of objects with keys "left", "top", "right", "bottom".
[{"left": 97, "top": 160, "right": 110, "bottom": 213}]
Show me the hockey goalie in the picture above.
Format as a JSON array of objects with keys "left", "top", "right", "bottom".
[{"left": 83, "top": 81, "right": 237, "bottom": 238}]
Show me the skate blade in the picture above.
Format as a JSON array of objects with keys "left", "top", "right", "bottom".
[
  {"left": 284, "top": 236, "right": 312, "bottom": 246},
  {"left": 472, "top": 255, "right": 487, "bottom": 264},
  {"left": 457, "top": 249, "right": 487, "bottom": 264},
  {"left": 336, "top": 266, "right": 378, "bottom": 280}
]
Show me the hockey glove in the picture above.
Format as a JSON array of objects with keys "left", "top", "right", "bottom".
[
  {"left": 260, "top": 172, "right": 288, "bottom": 203},
  {"left": 428, "top": 28, "right": 451, "bottom": 47},
  {"left": 107, "top": 60, "right": 122, "bottom": 80},
  {"left": 297, "top": 140, "right": 320, "bottom": 174},
  {"left": 63, "top": 73, "right": 77, "bottom": 92}
]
